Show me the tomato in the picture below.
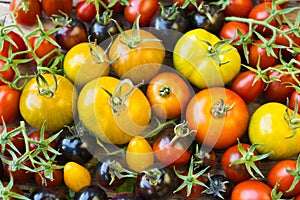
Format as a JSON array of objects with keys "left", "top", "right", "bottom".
[
  {"left": 295, "top": 53, "right": 300, "bottom": 69},
  {"left": 0, "top": 85, "right": 21, "bottom": 125},
  {"left": 34, "top": 166, "right": 63, "bottom": 188},
  {"left": 223, "top": 0, "right": 252, "bottom": 18},
  {"left": 231, "top": 180, "right": 272, "bottom": 200},
  {"left": 275, "top": 24, "right": 300, "bottom": 47},
  {"left": 1, "top": 182, "right": 25, "bottom": 200},
  {"left": 289, "top": 90, "right": 300, "bottom": 114},
  {"left": 63, "top": 161, "right": 91, "bottom": 192},
  {"left": 219, "top": 21, "right": 250, "bottom": 52},
  {"left": 0, "top": 127, "right": 25, "bottom": 157},
  {"left": 29, "top": 188, "right": 64, "bottom": 200},
  {"left": 186, "top": 87, "right": 249, "bottom": 149},
  {"left": 173, "top": 29, "right": 241, "bottom": 89},
  {"left": 0, "top": 60, "right": 15, "bottom": 86},
  {"left": 103, "top": 0, "right": 124, "bottom": 13},
  {"left": 41, "top": 0, "right": 73, "bottom": 17},
  {"left": 221, "top": 143, "right": 260, "bottom": 182},
  {"left": 124, "top": 0, "right": 159, "bottom": 26},
  {"left": 146, "top": 72, "right": 191, "bottom": 119},
  {"left": 248, "top": 38, "right": 279, "bottom": 69},
  {"left": 5, "top": 158, "right": 33, "bottom": 183},
  {"left": 10, "top": 0, "right": 42, "bottom": 26},
  {"left": 267, "top": 159, "right": 300, "bottom": 197},
  {"left": 19, "top": 74, "right": 77, "bottom": 132},
  {"left": 264, "top": 65, "right": 298, "bottom": 103},
  {"left": 259, "top": 0, "right": 288, "bottom": 8},
  {"left": 28, "top": 131, "right": 57, "bottom": 158},
  {"left": 28, "top": 33, "right": 59, "bottom": 66},
  {"left": 63, "top": 42, "right": 110, "bottom": 88},
  {"left": 0, "top": 31, "right": 26, "bottom": 59},
  {"left": 248, "top": 2, "right": 281, "bottom": 36},
  {"left": 77, "top": 76, "right": 151, "bottom": 145},
  {"left": 75, "top": 1, "right": 99, "bottom": 23},
  {"left": 75, "top": 185, "right": 108, "bottom": 200},
  {"left": 126, "top": 136, "right": 154, "bottom": 172},
  {"left": 249, "top": 102, "right": 300, "bottom": 160},
  {"left": 230, "top": 70, "right": 266, "bottom": 103},
  {"left": 108, "top": 29, "right": 165, "bottom": 84}
]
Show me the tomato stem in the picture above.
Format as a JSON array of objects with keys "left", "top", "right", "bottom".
[{"left": 211, "top": 98, "right": 234, "bottom": 118}]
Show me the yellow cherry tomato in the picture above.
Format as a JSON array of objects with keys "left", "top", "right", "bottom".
[
  {"left": 126, "top": 136, "right": 154, "bottom": 172},
  {"left": 63, "top": 162, "right": 91, "bottom": 192}
]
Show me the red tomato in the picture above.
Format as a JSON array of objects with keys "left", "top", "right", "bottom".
[
  {"left": 41, "top": 0, "right": 73, "bottom": 17},
  {"left": 248, "top": 38, "right": 279, "bottom": 69},
  {"left": 5, "top": 158, "right": 33, "bottom": 183},
  {"left": 267, "top": 159, "right": 300, "bottom": 197},
  {"left": 264, "top": 65, "right": 298, "bottom": 103},
  {"left": 224, "top": 0, "right": 252, "bottom": 18},
  {"left": 221, "top": 143, "right": 260, "bottom": 182},
  {"left": 0, "top": 85, "right": 21, "bottom": 125},
  {"left": 219, "top": 21, "right": 250, "bottom": 52},
  {"left": 289, "top": 90, "right": 300, "bottom": 114},
  {"left": 178, "top": 172, "right": 206, "bottom": 200},
  {"left": 0, "top": 31, "right": 26, "bottom": 59},
  {"left": 28, "top": 131, "right": 57, "bottom": 158},
  {"left": 0, "top": 127, "right": 25, "bottom": 157},
  {"left": 259, "top": 0, "right": 288, "bottom": 8},
  {"left": 75, "top": 1, "right": 98, "bottom": 23},
  {"left": 28, "top": 34, "right": 59, "bottom": 66},
  {"left": 275, "top": 24, "right": 300, "bottom": 47},
  {"left": 231, "top": 180, "right": 272, "bottom": 200},
  {"left": 124, "top": 0, "right": 159, "bottom": 26},
  {"left": 186, "top": 87, "right": 249, "bottom": 149},
  {"left": 0, "top": 60, "right": 15, "bottom": 86},
  {"left": 34, "top": 166, "right": 63, "bottom": 188},
  {"left": 230, "top": 70, "right": 266, "bottom": 103},
  {"left": 173, "top": 0, "right": 201, "bottom": 11},
  {"left": 248, "top": 2, "right": 281, "bottom": 36},
  {"left": 104, "top": 0, "right": 124, "bottom": 13},
  {"left": 10, "top": 0, "right": 42, "bottom": 26}
]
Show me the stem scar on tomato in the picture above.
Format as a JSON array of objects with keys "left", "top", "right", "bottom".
[{"left": 211, "top": 98, "right": 235, "bottom": 118}]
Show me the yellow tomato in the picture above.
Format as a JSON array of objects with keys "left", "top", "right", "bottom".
[
  {"left": 63, "top": 162, "right": 91, "bottom": 192},
  {"left": 63, "top": 42, "right": 110, "bottom": 88},
  {"left": 77, "top": 76, "right": 151, "bottom": 145},
  {"left": 249, "top": 102, "right": 300, "bottom": 160},
  {"left": 126, "top": 136, "right": 154, "bottom": 172}
]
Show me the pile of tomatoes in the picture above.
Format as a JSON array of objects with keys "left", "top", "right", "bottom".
[{"left": 1, "top": 0, "right": 300, "bottom": 199}]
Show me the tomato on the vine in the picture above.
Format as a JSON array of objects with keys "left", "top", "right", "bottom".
[
  {"left": 231, "top": 180, "right": 272, "bottom": 200},
  {"left": 41, "top": 0, "right": 73, "bottom": 17},
  {"left": 288, "top": 90, "right": 300, "bottom": 114},
  {"left": 0, "top": 127, "right": 25, "bottom": 157},
  {"left": 0, "top": 31, "right": 26, "bottom": 59},
  {"left": 34, "top": 166, "right": 63, "bottom": 188},
  {"left": 223, "top": 0, "right": 252, "bottom": 18},
  {"left": 186, "top": 87, "right": 249, "bottom": 149},
  {"left": 0, "top": 60, "right": 15, "bottom": 86},
  {"left": 75, "top": 0, "right": 99, "bottom": 23}
]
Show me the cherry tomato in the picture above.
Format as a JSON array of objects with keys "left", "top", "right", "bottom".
[
  {"left": 41, "top": 0, "right": 73, "bottom": 17},
  {"left": 288, "top": 90, "right": 300, "bottom": 114},
  {"left": 0, "top": 60, "right": 15, "bottom": 86},
  {"left": 248, "top": 38, "right": 279, "bottom": 69},
  {"left": 10, "top": 0, "right": 42, "bottom": 26},
  {"left": 275, "top": 24, "right": 300, "bottom": 47},
  {"left": 34, "top": 166, "right": 63, "bottom": 188},
  {"left": 173, "top": 0, "right": 201, "bottom": 11},
  {"left": 75, "top": 185, "right": 108, "bottom": 200},
  {"left": 5, "top": 158, "right": 33, "bottom": 183},
  {"left": 248, "top": 2, "right": 281, "bottom": 36},
  {"left": 186, "top": 87, "right": 249, "bottom": 149},
  {"left": 0, "top": 85, "right": 21, "bottom": 125},
  {"left": 28, "top": 131, "right": 57, "bottom": 158},
  {"left": 295, "top": 53, "right": 300, "bottom": 69},
  {"left": 230, "top": 70, "right": 266, "bottom": 103},
  {"left": 124, "top": 0, "right": 159, "bottom": 26},
  {"left": 29, "top": 188, "right": 64, "bottom": 200},
  {"left": 0, "top": 31, "right": 26, "bottom": 59},
  {"left": 75, "top": 1, "right": 98, "bottom": 23},
  {"left": 231, "top": 180, "right": 272, "bottom": 200},
  {"left": 103, "top": 0, "right": 124, "bottom": 13},
  {"left": 2, "top": 182, "right": 24, "bottom": 200},
  {"left": 0, "top": 127, "right": 25, "bottom": 157},
  {"left": 223, "top": 0, "right": 252, "bottom": 18},
  {"left": 259, "top": 0, "right": 288, "bottom": 8}
]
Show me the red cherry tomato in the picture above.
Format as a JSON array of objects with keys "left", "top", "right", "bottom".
[
  {"left": 28, "top": 131, "right": 57, "bottom": 158},
  {"left": 0, "top": 60, "right": 15, "bottom": 86},
  {"left": 0, "top": 31, "right": 26, "bottom": 59},
  {"left": 0, "top": 127, "right": 25, "bottom": 157},
  {"left": 5, "top": 158, "right": 33, "bottom": 183},
  {"left": 103, "top": 0, "right": 124, "bottom": 13},
  {"left": 231, "top": 180, "right": 272, "bottom": 200},
  {"left": 41, "top": 0, "right": 73, "bottom": 17},
  {"left": 223, "top": 0, "right": 252, "bottom": 18},
  {"left": 34, "top": 166, "right": 63, "bottom": 188},
  {"left": 289, "top": 90, "right": 300, "bottom": 114},
  {"left": 230, "top": 70, "right": 266, "bottom": 103},
  {"left": 75, "top": 0, "right": 99, "bottom": 23},
  {"left": 124, "top": 0, "right": 159, "bottom": 26},
  {"left": 275, "top": 24, "right": 300, "bottom": 47}
]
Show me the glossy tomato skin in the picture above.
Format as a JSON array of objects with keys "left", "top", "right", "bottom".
[
  {"left": 0, "top": 60, "right": 15, "bottom": 86},
  {"left": 75, "top": 1, "right": 98, "bottom": 23},
  {"left": 224, "top": 0, "right": 252, "bottom": 18},
  {"left": 5, "top": 158, "right": 33, "bottom": 183},
  {"left": 30, "top": 188, "right": 64, "bottom": 200},
  {"left": 267, "top": 159, "right": 300, "bottom": 197},
  {"left": 0, "top": 85, "right": 21, "bottom": 125},
  {"left": 146, "top": 72, "right": 191, "bottom": 119},
  {"left": 124, "top": 0, "right": 159, "bottom": 26},
  {"left": 249, "top": 102, "right": 300, "bottom": 160},
  {"left": 112, "top": 192, "right": 138, "bottom": 200},
  {"left": 186, "top": 87, "right": 249, "bottom": 149},
  {"left": 248, "top": 38, "right": 279, "bottom": 69},
  {"left": 221, "top": 143, "right": 260, "bottom": 182},
  {"left": 288, "top": 90, "right": 300, "bottom": 114},
  {"left": 230, "top": 70, "right": 266, "bottom": 103},
  {"left": 28, "top": 131, "right": 57, "bottom": 157},
  {"left": 64, "top": 162, "right": 91, "bottom": 192},
  {"left": 19, "top": 74, "right": 77, "bottom": 132},
  {"left": 74, "top": 185, "right": 108, "bottom": 200},
  {"left": 275, "top": 24, "right": 300, "bottom": 47},
  {"left": 103, "top": 0, "right": 124, "bottom": 13},
  {"left": 10, "top": 0, "right": 42, "bottom": 26},
  {"left": 41, "top": 0, "right": 73, "bottom": 17},
  {"left": 0, "top": 31, "right": 26, "bottom": 59},
  {"left": 0, "top": 127, "right": 25, "bottom": 157},
  {"left": 34, "top": 166, "right": 63, "bottom": 188},
  {"left": 231, "top": 180, "right": 272, "bottom": 200}
]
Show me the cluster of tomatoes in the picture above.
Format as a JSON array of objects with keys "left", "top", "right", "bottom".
[{"left": 1, "top": 0, "right": 300, "bottom": 199}]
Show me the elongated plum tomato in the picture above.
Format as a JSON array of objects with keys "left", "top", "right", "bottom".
[
  {"left": 108, "top": 29, "right": 165, "bottom": 84},
  {"left": 64, "top": 162, "right": 91, "bottom": 192},
  {"left": 248, "top": 102, "right": 300, "bottom": 160},
  {"left": 63, "top": 42, "right": 110, "bottom": 88},
  {"left": 77, "top": 76, "right": 151, "bottom": 145},
  {"left": 186, "top": 87, "right": 249, "bottom": 149},
  {"left": 173, "top": 28, "right": 241, "bottom": 89},
  {"left": 19, "top": 74, "right": 78, "bottom": 132}
]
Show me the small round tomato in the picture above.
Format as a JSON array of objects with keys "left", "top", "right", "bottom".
[
  {"left": 230, "top": 70, "right": 266, "bottom": 103},
  {"left": 248, "top": 38, "right": 279, "bottom": 69},
  {"left": 223, "top": 0, "right": 252, "bottom": 18},
  {"left": 0, "top": 85, "right": 21, "bottom": 125},
  {"left": 124, "top": 0, "right": 159, "bottom": 26},
  {"left": 288, "top": 90, "right": 300, "bottom": 114},
  {"left": 0, "top": 60, "right": 15, "bottom": 86},
  {"left": 173, "top": 0, "right": 201, "bottom": 11},
  {"left": 126, "top": 136, "right": 154, "bottom": 172},
  {"left": 0, "top": 31, "right": 26, "bottom": 59},
  {"left": 0, "top": 127, "right": 25, "bottom": 157},
  {"left": 28, "top": 131, "right": 57, "bottom": 157},
  {"left": 75, "top": 0, "right": 98, "bottom": 23},
  {"left": 275, "top": 24, "right": 300, "bottom": 47},
  {"left": 75, "top": 185, "right": 108, "bottom": 200},
  {"left": 268, "top": 159, "right": 300, "bottom": 197},
  {"left": 146, "top": 72, "right": 192, "bottom": 119},
  {"left": 10, "top": 0, "right": 42, "bottom": 26},
  {"left": 103, "top": 0, "right": 124, "bottom": 13},
  {"left": 64, "top": 161, "right": 91, "bottom": 192},
  {"left": 186, "top": 87, "right": 249, "bottom": 149},
  {"left": 5, "top": 158, "right": 33, "bottom": 183},
  {"left": 34, "top": 166, "right": 63, "bottom": 188},
  {"left": 41, "top": 0, "right": 73, "bottom": 17},
  {"left": 231, "top": 180, "right": 272, "bottom": 200}
]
